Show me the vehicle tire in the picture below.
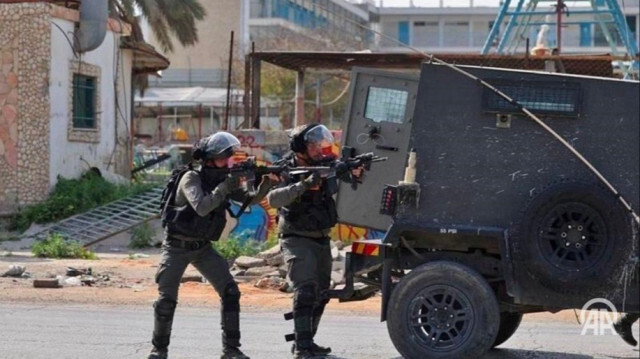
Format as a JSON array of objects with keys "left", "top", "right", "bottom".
[
  {"left": 492, "top": 312, "right": 523, "bottom": 348},
  {"left": 511, "top": 181, "right": 634, "bottom": 294},
  {"left": 386, "top": 261, "right": 500, "bottom": 359}
]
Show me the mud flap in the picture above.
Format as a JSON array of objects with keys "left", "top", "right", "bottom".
[{"left": 327, "top": 241, "right": 386, "bottom": 302}]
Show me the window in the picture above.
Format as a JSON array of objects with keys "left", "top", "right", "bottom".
[
  {"left": 398, "top": 21, "right": 409, "bottom": 45},
  {"left": 483, "top": 80, "right": 582, "bottom": 117},
  {"left": 72, "top": 74, "right": 96, "bottom": 129},
  {"left": 594, "top": 21, "right": 622, "bottom": 46},
  {"left": 625, "top": 15, "right": 636, "bottom": 42},
  {"left": 580, "top": 23, "right": 591, "bottom": 46},
  {"left": 364, "top": 87, "right": 408, "bottom": 124},
  {"left": 443, "top": 22, "right": 469, "bottom": 47},
  {"left": 414, "top": 21, "right": 438, "bottom": 47}
]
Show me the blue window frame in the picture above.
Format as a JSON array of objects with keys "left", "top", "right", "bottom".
[
  {"left": 579, "top": 23, "right": 591, "bottom": 47},
  {"left": 398, "top": 21, "right": 409, "bottom": 45}
]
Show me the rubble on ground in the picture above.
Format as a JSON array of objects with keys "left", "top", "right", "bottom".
[
  {"left": 234, "top": 256, "right": 266, "bottom": 268},
  {"left": 28, "top": 267, "right": 111, "bottom": 289},
  {"left": 230, "top": 240, "right": 351, "bottom": 290},
  {"left": 2, "top": 264, "right": 26, "bottom": 277}
]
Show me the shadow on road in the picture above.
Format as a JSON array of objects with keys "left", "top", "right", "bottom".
[
  {"left": 328, "top": 348, "right": 600, "bottom": 359},
  {"left": 486, "top": 348, "right": 595, "bottom": 358}
]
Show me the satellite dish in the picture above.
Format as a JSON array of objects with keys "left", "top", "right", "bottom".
[{"left": 75, "top": 0, "right": 108, "bottom": 53}]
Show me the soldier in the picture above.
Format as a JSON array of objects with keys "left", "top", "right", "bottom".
[
  {"left": 148, "top": 132, "right": 280, "bottom": 359},
  {"left": 614, "top": 313, "right": 639, "bottom": 347},
  {"left": 267, "top": 124, "right": 363, "bottom": 359}
]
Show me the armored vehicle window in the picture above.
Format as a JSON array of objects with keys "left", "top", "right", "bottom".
[
  {"left": 364, "top": 86, "right": 409, "bottom": 124},
  {"left": 483, "top": 80, "right": 582, "bottom": 117}
]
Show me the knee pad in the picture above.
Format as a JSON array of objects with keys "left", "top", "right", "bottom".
[
  {"left": 154, "top": 298, "right": 177, "bottom": 322},
  {"left": 294, "top": 283, "right": 317, "bottom": 309}
]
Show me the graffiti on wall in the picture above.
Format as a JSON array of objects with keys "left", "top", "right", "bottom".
[{"left": 223, "top": 130, "right": 385, "bottom": 243}]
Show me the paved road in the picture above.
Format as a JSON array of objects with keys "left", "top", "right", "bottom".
[{"left": 0, "top": 304, "right": 637, "bottom": 359}]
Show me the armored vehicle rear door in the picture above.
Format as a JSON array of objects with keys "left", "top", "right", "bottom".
[{"left": 336, "top": 68, "right": 418, "bottom": 231}]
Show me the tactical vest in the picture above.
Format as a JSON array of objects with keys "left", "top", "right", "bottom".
[
  {"left": 278, "top": 157, "right": 338, "bottom": 232},
  {"left": 162, "top": 170, "right": 228, "bottom": 241}
]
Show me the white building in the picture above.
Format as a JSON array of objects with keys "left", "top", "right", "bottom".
[
  {"left": 0, "top": 1, "right": 168, "bottom": 215},
  {"left": 375, "top": 0, "right": 639, "bottom": 54}
]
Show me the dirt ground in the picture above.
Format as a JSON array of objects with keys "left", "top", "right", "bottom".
[
  {"left": 0, "top": 247, "right": 586, "bottom": 323},
  {"left": 0, "top": 248, "right": 383, "bottom": 314},
  {"left": 0, "top": 222, "right": 386, "bottom": 315},
  {"left": 0, "top": 222, "right": 586, "bottom": 322}
]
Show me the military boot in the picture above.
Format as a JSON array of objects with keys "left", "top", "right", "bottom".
[
  {"left": 613, "top": 314, "right": 638, "bottom": 347},
  {"left": 147, "top": 346, "right": 168, "bottom": 359},
  {"left": 291, "top": 343, "right": 331, "bottom": 356},
  {"left": 292, "top": 347, "right": 323, "bottom": 359},
  {"left": 310, "top": 300, "right": 331, "bottom": 355},
  {"left": 220, "top": 346, "right": 250, "bottom": 359},
  {"left": 310, "top": 343, "right": 331, "bottom": 355}
]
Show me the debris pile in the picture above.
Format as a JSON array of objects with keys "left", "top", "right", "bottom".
[
  {"left": 26, "top": 266, "right": 111, "bottom": 289},
  {"left": 230, "top": 241, "right": 351, "bottom": 292},
  {"left": 2, "top": 264, "right": 28, "bottom": 278}
]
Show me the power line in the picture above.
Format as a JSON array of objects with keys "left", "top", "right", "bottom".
[{"left": 304, "top": 0, "right": 640, "bottom": 225}]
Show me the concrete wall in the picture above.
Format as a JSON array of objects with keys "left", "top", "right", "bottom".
[
  {"left": 0, "top": 2, "right": 51, "bottom": 214},
  {"left": 49, "top": 13, "right": 132, "bottom": 188}
]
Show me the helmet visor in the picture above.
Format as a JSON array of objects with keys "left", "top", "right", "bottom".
[
  {"left": 304, "top": 125, "right": 334, "bottom": 149},
  {"left": 204, "top": 132, "right": 241, "bottom": 159}
]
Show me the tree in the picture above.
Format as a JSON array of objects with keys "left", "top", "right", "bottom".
[{"left": 111, "top": 0, "right": 206, "bottom": 53}]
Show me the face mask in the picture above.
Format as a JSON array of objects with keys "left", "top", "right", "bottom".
[{"left": 201, "top": 166, "right": 228, "bottom": 187}]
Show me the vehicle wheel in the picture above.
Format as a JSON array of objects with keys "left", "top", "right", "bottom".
[
  {"left": 492, "top": 312, "right": 523, "bottom": 347},
  {"left": 511, "top": 182, "right": 634, "bottom": 294},
  {"left": 386, "top": 261, "right": 500, "bottom": 359}
]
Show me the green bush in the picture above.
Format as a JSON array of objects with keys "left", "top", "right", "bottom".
[
  {"left": 212, "top": 230, "right": 280, "bottom": 260},
  {"left": 14, "top": 170, "right": 154, "bottom": 232},
  {"left": 129, "top": 222, "right": 155, "bottom": 249},
  {"left": 213, "top": 236, "right": 262, "bottom": 260},
  {"left": 31, "top": 233, "right": 97, "bottom": 259},
  {"left": 264, "top": 230, "right": 279, "bottom": 249}
]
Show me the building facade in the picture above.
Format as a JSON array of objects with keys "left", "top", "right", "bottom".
[
  {"left": 0, "top": 1, "right": 167, "bottom": 215},
  {"left": 375, "top": 0, "right": 639, "bottom": 54},
  {"left": 146, "top": 0, "right": 374, "bottom": 88}
]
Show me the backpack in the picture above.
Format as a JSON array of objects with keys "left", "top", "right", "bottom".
[{"left": 159, "top": 164, "right": 194, "bottom": 220}]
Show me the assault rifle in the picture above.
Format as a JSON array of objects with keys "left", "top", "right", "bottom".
[
  {"left": 288, "top": 147, "right": 387, "bottom": 190},
  {"left": 209, "top": 147, "right": 386, "bottom": 185},
  {"left": 223, "top": 157, "right": 289, "bottom": 181},
  {"left": 209, "top": 147, "right": 386, "bottom": 216}
]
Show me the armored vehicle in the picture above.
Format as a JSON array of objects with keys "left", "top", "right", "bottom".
[{"left": 330, "top": 62, "right": 639, "bottom": 359}]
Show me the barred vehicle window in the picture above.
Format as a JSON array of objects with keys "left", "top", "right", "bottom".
[
  {"left": 482, "top": 79, "right": 582, "bottom": 117},
  {"left": 364, "top": 86, "right": 409, "bottom": 124}
]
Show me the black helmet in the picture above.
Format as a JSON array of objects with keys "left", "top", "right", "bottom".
[
  {"left": 192, "top": 132, "right": 241, "bottom": 161},
  {"left": 289, "top": 124, "right": 334, "bottom": 153}
]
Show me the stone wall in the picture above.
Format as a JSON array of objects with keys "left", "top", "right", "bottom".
[{"left": 0, "top": 2, "right": 51, "bottom": 214}]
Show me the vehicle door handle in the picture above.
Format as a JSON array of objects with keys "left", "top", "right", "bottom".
[{"left": 376, "top": 145, "right": 398, "bottom": 151}]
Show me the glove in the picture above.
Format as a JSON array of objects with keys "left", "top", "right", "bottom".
[
  {"left": 302, "top": 172, "right": 321, "bottom": 189},
  {"left": 217, "top": 175, "right": 241, "bottom": 195}
]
